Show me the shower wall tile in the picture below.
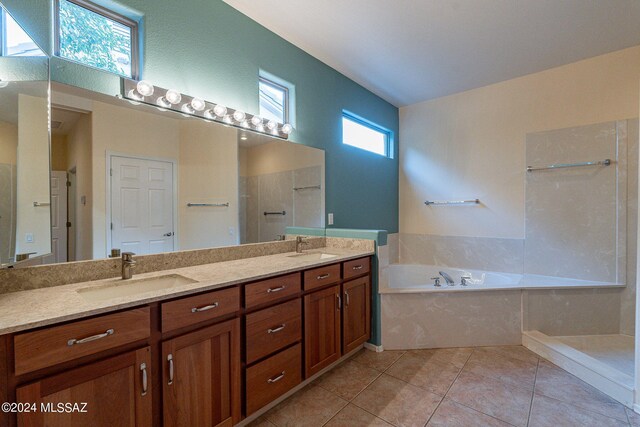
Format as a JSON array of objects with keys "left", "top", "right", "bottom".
[
  {"left": 621, "top": 118, "right": 638, "bottom": 336},
  {"left": 245, "top": 176, "right": 259, "bottom": 244},
  {"left": 388, "top": 233, "right": 399, "bottom": 264},
  {"left": 524, "top": 122, "right": 620, "bottom": 282},
  {"left": 524, "top": 288, "right": 622, "bottom": 336},
  {"left": 397, "top": 233, "right": 524, "bottom": 273},
  {"left": 239, "top": 176, "right": 247, "bottom": 244},
  {"left": 293, "top": 166, "right": 322, "bottom": 228},
  {"left": 258, "top": 171, "right": 294, "bottom": 242},
  {"left": 381, "top": 291, "right": 522, "bottom": 349}
]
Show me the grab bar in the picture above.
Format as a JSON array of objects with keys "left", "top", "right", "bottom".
[
  {"left": 526, "top": 159, "right": 611, "bottom": 172},
  {"left": 293, "top": 185, "right": 321, "bottom": 191},
  {"left": 33, "top": 202, "right": 50, "bottom": 207},
  {"left": 424, "top": 199, "right": 480, "bottom": 206},
  {"left": 187, "top": 202, "right": 229, "bottom": 207},
  {"left": 264, "top": 211, "right": 286, "bottom": 216}
]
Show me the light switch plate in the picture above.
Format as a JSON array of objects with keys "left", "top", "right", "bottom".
[
  {"left": 25, "top": 233, "right": 34, "bottom": 243},
  {"left": 328, "top": 213, "right": 334, "bottom": 225}
]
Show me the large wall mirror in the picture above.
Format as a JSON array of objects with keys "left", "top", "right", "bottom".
[{"left": 0, "top": 3, "right": 50, "bottom": 267}]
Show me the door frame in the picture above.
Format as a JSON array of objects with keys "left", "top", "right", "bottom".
[{"left": 105, "top": 151, "right": 179, "bottom": 257}]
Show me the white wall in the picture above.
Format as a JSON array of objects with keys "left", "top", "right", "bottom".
[{"left": 400, "top": 45, "right": 640, "bottom": 239}]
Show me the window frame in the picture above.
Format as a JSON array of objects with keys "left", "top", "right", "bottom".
[
  {"left": 54, "top": 0, "right": 140, "bottom": 79},
  {"left": 259, "top": 75, "right": 290, "bottom": 124},
  {"left": 341, "top": 111, "right": 393, "bottom": 158}
]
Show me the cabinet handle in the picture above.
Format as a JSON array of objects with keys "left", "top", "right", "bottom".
[
  {"left": 336, "top": 294, "right": 342, "bottom": 310},
  {"left": 267, "top": 371, "right": 285, "bottom": 384},
  {"left": 267, "top": 285, "right": 286, "bottom": 293},
  {"left": 67, "top": 328, "right": 114, "bottom": 346},
  {"left": 140, "top": 363, "right": 148, "bottom": 396},
  {"left": 167, "top": 354, "right": 174, "bottom": 386},
  {"left": 268, "top": 324, "right": 286, "bottom": 334},
  {"left": 191, "top": 302, "right": 219, "bottom": 313},
  {"left": 317, "top": 273, "right": 330, "bottom": 280},
  {"left": 345, "top": 290, "right": 350, "bottom": 307},
  {"left": 352, "top": 265, "right": 364, "bottom": 270}
]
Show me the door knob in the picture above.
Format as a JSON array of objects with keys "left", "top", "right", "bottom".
[{"left": 163, "top": 232, "right": 174, "bottom": 237}]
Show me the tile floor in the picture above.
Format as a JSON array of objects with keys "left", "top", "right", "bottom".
[{"left": 249, "top": 345, "right": 640, "bottom": 427}]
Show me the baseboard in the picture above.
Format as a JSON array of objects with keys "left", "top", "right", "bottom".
[{"left": 364, "top": 342, "right": 383, "bottom": 352}]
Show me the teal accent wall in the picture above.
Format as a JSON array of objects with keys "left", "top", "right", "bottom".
[{"left": 3, "top": 0, "right": 399, "bottom": 233}]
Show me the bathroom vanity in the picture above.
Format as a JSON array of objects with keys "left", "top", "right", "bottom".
[{"left": 0, "top": 248, "right": 372, "bottom": 427}]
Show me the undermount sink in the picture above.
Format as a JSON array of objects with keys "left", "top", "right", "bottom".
[
  {"left": 77, "top": 274, "right": 197, "bottom": 302},
  {"left": 287, "top": 252, "right": 338, "bottom": 260}
]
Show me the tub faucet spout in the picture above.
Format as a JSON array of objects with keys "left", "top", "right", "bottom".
[{"left": 439, "top": 271, "right": 455, "bottom": 286}]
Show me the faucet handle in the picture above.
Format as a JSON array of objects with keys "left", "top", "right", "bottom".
[
  {"left": 431, "top": 277, "right": 441, "bottom": 287},
  {"left": 460, "top": 276, "right": 471, "bottom": 286},
  {"left": 122, "top": 252, "right": 136, "bottom": 261}
]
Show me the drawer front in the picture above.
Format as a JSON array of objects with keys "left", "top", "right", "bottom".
[
  {"left": 343, "top": 257, "right": 370, "bottom": 280},
  {"left": 246, "top": 299, "right": 302, "bottom": 364},
  {"left": 246, "top": 344, "right": 302, "bottom": 415},
  {"left": 14, "top": 307, "right": 150, "bottom": 376},
  {"left": 303, "top": 263, "right": 341, "bottom": 291},
  {"left": 245, "top": 273, "right": 301, "bottom": 309},
  {"left": 161, "top": 286, "right": 240, "bottom": 333}
]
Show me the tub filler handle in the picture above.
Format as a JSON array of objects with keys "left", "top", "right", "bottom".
[
  {"left": 431, "top": 277, "right": 441, "bottom": 287},
  {"left": 460, "top": 276, "right": 471, "bottom": 286}
]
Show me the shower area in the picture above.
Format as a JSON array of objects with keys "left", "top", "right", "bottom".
[{"left": 522, "top": 119, "right": 638, "bottom": 406}]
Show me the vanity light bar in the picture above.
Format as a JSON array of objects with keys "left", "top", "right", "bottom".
[{"left": 120, "top": 79, "right": 293, "bottom": 139}]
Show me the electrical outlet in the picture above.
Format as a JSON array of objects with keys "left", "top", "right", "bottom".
[
  {"left": 328, "top": 213, "right": 334, "bottom": 225},
  {"left": 25, "top": 233, "right": 34, "bottom": 243}
]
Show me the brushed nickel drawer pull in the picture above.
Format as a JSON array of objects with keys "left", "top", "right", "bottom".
[
  {"left": 140, "top": 363, "right": 148, "bottom": 396},
  {"left": 267, "top": 371, "right": 285, "bottom": 383},
  {"left": 191, "top": 302, "right": 219, "bottom": 313},
  {"left": 268, "top": 324, "right": 286, "bottom": 334},
  {"left": 67, "top": 328, "right": 114, "bottom": 346},
  {"left": 317, "top": 273, "right": 330, "bottom": 280},
  {"left": 167, "top": 354, "right": 174, "bottom": 385},
  {"left": 345, "top": 290, "right": 350, "bottom": 306},
  {"left": 352, "top": 265, "right": 364, "bottom": 270},
  {"left": 267, "top": 285, "right": 286, "bottom": 293}
]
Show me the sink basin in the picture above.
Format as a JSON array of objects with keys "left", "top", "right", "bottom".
[
  {"left": 77, "top": 274, "right": 197, "bottom": 302},
  {"left": 287, "top": 252, "right": 338, "bottom": 260}
]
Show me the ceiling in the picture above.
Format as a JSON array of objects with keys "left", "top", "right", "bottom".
[{"left": 224, "top": 0, "right": 640, "bottom": 107}]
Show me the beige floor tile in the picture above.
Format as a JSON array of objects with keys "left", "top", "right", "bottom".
[
  {"left": 529, "top": 394, "right": 628, "bottom": 427},
  {"left": 265, "top": 384, "right": 347, "bottom": 427},
  {"left": 463, "top": 350, "right": 537, "bottom": 390},
  {"left": 386, "top": 352, "right": 461, "bottom": 395},
  {"left": 407, "top": 347, "right": 473, "bottom": 368},
  {"left": 535, "top": 360, "right": 628, "bottom": 422},
  {"left": 315, "top": 359, "right": 381, "bottom": 400},
  {"left": 446, "top": 371, "right": 532, "bottom": 427},
  {"left": 474, "top": 346, "right": 539, "bottom": 365},
  {"left": 246, "top": 416, "right": 276, "bottom": 427},
  {"left": 351, "top": 348, "right": 405, "bottom": 372},
  {"left": 427, "top": 399, "right": 512, "bottom": 427},
  {"left": 352, "top": 374, "right": 442, "bottom": 427},
  {"left": 627, "top": 407, "right": 640, "bottom": 427},
  {"left": 325, "top": 404, "right": 393, "bottom": 427}
]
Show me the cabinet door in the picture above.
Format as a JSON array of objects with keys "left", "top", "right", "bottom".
[
  {"left": 16, "top": 347, "right": 152, "bottom": 427},
  {"left": 342, "top": 276, "right": 371, "bottom": 353},
  {"left": 162, "top": 319, "right": 240, "bottom": 427},
  {"left": 304, "top": 285, "right": 341, "bottom": 377}
]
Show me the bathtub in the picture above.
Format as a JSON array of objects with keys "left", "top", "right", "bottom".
[{"left": 381, "top": 263, "right": 622, "bottom": 293}]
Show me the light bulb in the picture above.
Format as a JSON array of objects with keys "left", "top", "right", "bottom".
[
  {"left": 191, "top": 98, "right": 206, "bottom": 112},
  {"left": 127, "top": 89, "right": 144, "bottom": 101},
  {"left": 181, "top": 103, "right": 195, "bottom": 114},
  {"left": 213, "top": 104, "right": 227, "bottom": 117},
  {"left": 136, "top": 80, "right": 154, "bottom": 97},
  {"left": 204, "top": 109, "right": 215, "bottom": 119},
  {"left": 250, "top": 116, "right": 262, "bottom": 127},
  {"left": 157, "top": 96, "right": 171, "bottom": 108},
  {"left": 281, "top": 123, "right": 293, "bottom": 135},
  {"left": 165, "top": 89, "right": 182, "bottom": 105},
  {"left": 266, "top": 120, "right": 277, "bottom": 130},
  {"left": 233, "top": 110, "right": 246, "bottom": 122}
]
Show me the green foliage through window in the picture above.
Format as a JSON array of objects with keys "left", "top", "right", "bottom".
[{"left": 58, "top": 0, "right": 135, "bottom": 77}]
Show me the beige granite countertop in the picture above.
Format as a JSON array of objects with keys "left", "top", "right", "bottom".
[{"left": 0, "top": 247, "right": 373, "bottom": 335}]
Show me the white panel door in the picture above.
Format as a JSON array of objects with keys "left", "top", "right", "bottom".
[
  {"left": 110, "top": 156, "right": 175, "bottom": 255},
  {"left": 49, "top": 170, "right": 68, "bottom": 263}
]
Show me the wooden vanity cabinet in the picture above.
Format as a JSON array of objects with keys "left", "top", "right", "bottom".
[
  {"left": 16, "top": 347, "right": 152, "bottom": 427},
  {"left": 304, "top": 285, "right": 342, "bottom": 377},
  {"left": 342, "top": 276, "right": 371, "bottom": 353},
  {"left": 162, "top": 319, "right": 241, "bottom": 427}
]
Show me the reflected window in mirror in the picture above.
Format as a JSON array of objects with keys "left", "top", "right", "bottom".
[
  {"left": 0, "top": 7, "right": 45, "bottom": 56},
  {"left": 259, "top": 73, "right": 293, "bottom": 125},
  {"left": 56, "top": 0, "right": 139, "bottom": 78}
]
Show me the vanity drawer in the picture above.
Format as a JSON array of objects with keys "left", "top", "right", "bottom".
[
  {"left": 343, "top": 257, "right": 370, "bottom": 280},
  {"left": 246, "top": 299, "right": 302, "bottom": 364},
  {"left": 161, "top": 286, "right": 240, "bottom": 332},
  {"left": 14, "top": 307, "right": 150, "bottom": 376},
  {"left": 245, "top": 273, "right": 301, "bottom": 309},
  {"left": 303, "top": 263, "right": 341, "bottom": 291},
  {"left": 246, "top": 343, "right": 302, "bottom": 415}
]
